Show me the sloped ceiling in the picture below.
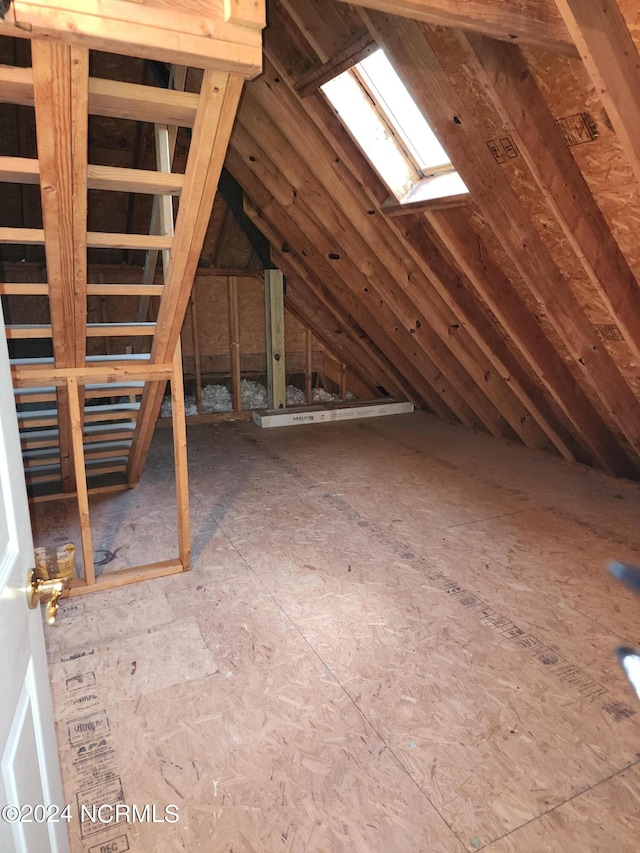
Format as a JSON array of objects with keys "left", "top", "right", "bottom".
[
  {"left": 227, "top": 0, "right": 640, "bottom": 480},
  {"left": 3, "top": 0, "right": 640, "bottom": 481}
]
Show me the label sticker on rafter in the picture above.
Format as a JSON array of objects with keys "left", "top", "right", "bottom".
[
  {"left": 556, "top": 112, "right": 598, "bottom": 146},
  {"left": 486, "top": 136, "right": 520, "bottom": 164}
]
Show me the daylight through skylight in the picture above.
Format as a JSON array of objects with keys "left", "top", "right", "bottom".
[{"left": 321, "top": 48, "right": 467, "bottom": 205}]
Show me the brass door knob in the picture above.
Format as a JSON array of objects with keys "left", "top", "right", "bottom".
[{"left": 27, "top": 570, "right": 65, "bottom": 626}]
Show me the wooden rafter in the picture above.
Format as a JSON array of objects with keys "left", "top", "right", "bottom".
[
  {"left": 241, "top": 46, "right": 554, "bottom": 452},
  {"left": 554, "top": 0, "right": 640, "bottom": 188},
  {"left": 461, "top": 33, "right": 640, "bottom": 368},
  {"left": 333, "top": 0, "right": 576, "bottom": 55},
  {"left": 360, "top": 10, "right": 640, "bottom": 462}
]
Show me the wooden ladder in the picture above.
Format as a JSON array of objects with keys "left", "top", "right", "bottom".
[{"left": 0, "top": 0, "right": 265, "bottom": 595}]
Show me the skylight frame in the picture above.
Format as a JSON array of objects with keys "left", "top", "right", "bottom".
[{"left": 321, "top": 48, "right": 468, "bottom": 206}]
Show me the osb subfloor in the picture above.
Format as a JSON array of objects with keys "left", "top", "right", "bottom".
[{"left": 33, "top": 413, "right": 640, "bottom": 852}]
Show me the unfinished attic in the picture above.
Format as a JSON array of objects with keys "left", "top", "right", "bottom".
[{"left": 2, "top": 0, "right": 640, "bottom": 851}]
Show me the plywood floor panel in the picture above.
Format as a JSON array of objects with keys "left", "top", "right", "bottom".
[{"left": 37, "top": 413, "right": 640, "bottom": 852}]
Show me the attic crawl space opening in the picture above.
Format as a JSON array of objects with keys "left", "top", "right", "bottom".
[{"left": 321, "top": 48, "right": 468, "bottom": 205}]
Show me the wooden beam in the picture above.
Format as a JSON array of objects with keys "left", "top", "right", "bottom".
[
  {"left": 554, "top": 0, "right": 640, "bottom": 187},
  {"left": 0, "top": 157, "right": 184, "bottom": 194},
  {"left": 227, "top": 275, "right": 242, "bottom": 412},
  {"left": 127, "top": 71, "right": 245, "bottom": 486},
  {"left": 333, "top": 0, "right": 576, "bottom": 55},
  {"left": 305, "top": 326, "right": 313, "bottom": 404},
  {"left": 462, "top": 33, "right": 640, "bottom": 367},
  {"left": 1, "top": 0, "right": 263, "bottom": 76},
  {"left": 428, "top": 208, "right": 636, "bottom": 477},
  {"left": 67, "top": 376, "right": 95, "bottom": 586},
  {"left": 0, "top": 155, "right": 39, "bottom": 184},
  {"left": 32, "top": 39, "right": 88, "bottom": 492},
  {"left": 87, "top": 164, "right": 184, "bottom": 195},
  {"left": 64, "top": 559, "right": 184, "bottom": 597},
  {"left": 0, "top": 283, "right": 49, "bottom": 295},
  {"left": 0, "top": 65, "right": 200, "bottom": 126},
  {"left": 6, "top": 323, "right": 156, "bottom": 338},
  {"left": 264, "top": 269, "right": 287, "bottom": 409},
  {"left": 189, "top": 294, "right": 204, "bottom": 416},
  {"left": 362, "top": 11, "right": 640, "bottom": 459},
  {"left": 225, "top": 0, "right": 266, "bottom": 30},
  {"left": 12, "top": 362, "right": 174, "bottom": 388},
  {"left": 0, "top": 228, "right": 173, "bottom": 251},
  {"left": 170, "top": 342, "right": 190, "bottom": 570},
  {"left": 294, "top": 29, "right": 377, "bottom": 98}
]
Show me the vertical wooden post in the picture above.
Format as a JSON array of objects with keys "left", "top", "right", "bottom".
[
  {"left": 189, "top": 292, "right": 203, "bottom": 415},
  {"left": 305, "top": 326, "right": 313, "bottom": 405},
  {"left": 264, "top": 269, "right": 286, "bottom": 409},
  {"left": 227, "top": 275, "right": 242, "bottom": 412},
  {"left": 340, "top": 362, "right": 348, "bottom": 399},
  {"left": 170, "top": 341, "right": 190, "bottom": 571},
  {"left": 67, "top": 376, "right": 95, "bottom": 586}
]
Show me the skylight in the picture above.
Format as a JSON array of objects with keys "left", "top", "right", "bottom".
[{"left": 321, "top": 48, "right": 467, "bottom": 206}]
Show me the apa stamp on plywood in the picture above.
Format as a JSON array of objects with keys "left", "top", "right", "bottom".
[
  {"left": 77, "top": 777, "right": 125, "bottom": 839},
  {"left": 68, "top": 710, "right": 111, "bottom": 747},
  {"left": 66, "top": 672, "right": 97, "bottom": 692},
  {"left": 88, "top": 834, "right": 129, "bottom": 853}
]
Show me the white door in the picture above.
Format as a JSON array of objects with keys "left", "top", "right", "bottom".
[{"left": 0, "top": 305, "right": 69, "bottom": 853}]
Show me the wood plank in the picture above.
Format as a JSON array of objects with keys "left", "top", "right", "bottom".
[
  {"left": 170, "top": 343, "right": 190, "bottom": 570},
  {"left": 0, "top": 283, "right": 49, "bottom": 295},
  {"left": 224, "top": 0, "right": 266, "bottom": 30},
  {"left": 264, "top": 269, "right": 287, "bottom": 409},
  {"left": 1, "top": 0, "right": 263, "bottom": 76},
  {"left": 429, "top": 208, "right": 636, "bottom": 477},
  {"left": 87, "top": 164, "right": 184, "bottom": 195},
  {"left": 0, "top": 157, "right": 184, "bottom": 194},
  {"left": 227, "top": 275, "right": 242, "bottom": 412},
  {"left": 0, "top": 228, "right": 173, "bottom": 250},
  {"left": 32, "top": 39, "right": 89, "bottom": 493},
  {"left": 305, "top": 326, "right": 313, "bottom": 404},
  {"left": 64, "top": 559, "right": 184, "bottom": 597},
  {"left": 87, "top": 232, "right": 173, "bottom": 251},
  {"left": 294, "top": 29, "right": 376, "bottom": 98},
  {"left": 554, "top": 0, "right": 640, "bottom": 187},
  {"left": 463, "top": 33, "right": 640, "bottom": 367},
  {"left": 333, "top": 0, "right": 576, "bottom": 55},
  {"left": 66, "top": 376, "right": 95, "bottom": 585},
  {"left": 189, "top": 295, "right": 204, "bottom": 415},
  {"left": 29, "top": 483, "right": 129, "bottom": 504},
  {"left": 89, "top": 77, "right": 199, "bottom": 126},
  {"left": 6, "top": 323, "right": 156, "bottom": 338},
  {"left": 86, "top": 284, "right": 164, "bottom": 297},
  {"left": 0, "top": 155, "right": 39, "bottom": 184},
  {"left": 12, "top": 362, "right": 174, "bottom": 388},
  {"left": 0, "top": 227, "right": 46, "bottom": 244},
  {"left": 362, "top": 11, "right": 640, "bottom": 459},
  {"left": 127, "top": 71, "right": 245, "bottom": 486},
  {"left": 380, "top": 194, "right": 470, "bottom": 216},
  {"left": 0, "top": 66, "right": 200, "bottom": 125}
]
